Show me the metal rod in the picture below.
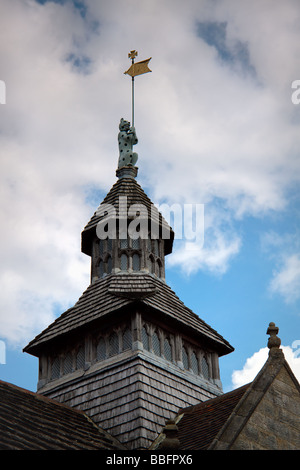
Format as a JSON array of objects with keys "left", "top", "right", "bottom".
[
  {"left": 132, "top": 76, "right": 135, "bottom": 127},
  {"left": 127, "top": 50, "right": 138, "bottom": 127},
  {"left": 131, "top": 55, "right": 135, "bottom": 127}
]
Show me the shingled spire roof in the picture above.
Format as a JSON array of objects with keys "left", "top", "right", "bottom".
[
  {"left": 24, "top": 273, "right": 233, "bottom": 356},
  {"left": 81, "top": 166, "right": 174, "bottom": 257},
  {"left": 25, "top": 142, "right": 233, "bottom": 359}
]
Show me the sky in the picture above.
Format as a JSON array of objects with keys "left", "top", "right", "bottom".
[{"left": 0, "top": 0, "right": 300, "bottom": 395}]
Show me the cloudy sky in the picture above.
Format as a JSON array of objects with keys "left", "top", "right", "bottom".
[{"left": 0, "top": 0, "right": 300, "bottom": 393}]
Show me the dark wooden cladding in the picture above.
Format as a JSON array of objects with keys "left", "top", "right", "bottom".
[{"left": 42, "top": 352, "right": 218, "bottom": 450}]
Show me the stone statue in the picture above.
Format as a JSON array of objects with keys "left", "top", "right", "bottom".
[{"left": 118, "top": 118, "right": 138, "bottom": 168}]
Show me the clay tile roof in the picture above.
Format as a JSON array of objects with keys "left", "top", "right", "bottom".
[
  {"left": 0, "top": 380, "right": 126, "bottom": 450},
  {"left": 176, "top": 383, "right": 250, "bottom": 450}
]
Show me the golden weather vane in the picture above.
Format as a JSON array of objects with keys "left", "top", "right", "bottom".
[{"left": 124, "top": 50, "right": 152, "bottom": 127}]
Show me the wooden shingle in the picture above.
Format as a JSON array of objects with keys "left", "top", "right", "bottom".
[
  {"left": 24, "top": 273, "right": 233, "bottom": 356},
  {"left": 0, "top": 380, "right": 126, "bottom": 450},
  {"left": 81, "top": 174, "right": 174, "bottom": 256}
]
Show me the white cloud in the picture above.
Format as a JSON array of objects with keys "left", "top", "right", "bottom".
[
  {"left": 232, "top": 347, "right": 269, "bottom": 388},
  {"left": 231, "top": 345, "right": 300, "bottom": 389},
  {"left": 167, "top": 228, "right": 241, "bottom": 276},
  {"left": 0, "top": 0, "right": 300, "bottom": 345},
  {"left": 162, "top": 200, "right": 241, "bottom": 275},
  {"left": 269, "top": 254, "right": 300, "bottom": 304},
  {"left": 261, "top": 231, "right": 300, "bottom": 303},
  {"left": 0, "top": 159, "right": 91, "bottom": 346}
]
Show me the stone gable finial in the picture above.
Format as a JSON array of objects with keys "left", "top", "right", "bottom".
[
  {"left": 159, "top": 419, "right": 180, "bottom": 450},
  {"left": 267, "top": 322, "right": 281, "bottom": 350}
]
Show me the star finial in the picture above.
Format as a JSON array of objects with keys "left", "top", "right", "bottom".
[{"left": 128, "top": 50, "right": 138, "bottom": 60}]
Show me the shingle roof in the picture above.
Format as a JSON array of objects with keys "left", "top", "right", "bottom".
[
  {"left": 176, "top": 383, "right": 250, "bottom": 450},
  {"left": 81, "top": 174, "right": 174, "bottom": 256},
  {"left": 24, "top": 273, "right": 233, "bottom": 356},
  {"left": 0, "top": 380, "right": 126, "bottom": 450}
]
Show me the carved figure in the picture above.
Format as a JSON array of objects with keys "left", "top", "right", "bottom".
[{"left": 118, "top": 118, "right": 138, "bottom": 168}]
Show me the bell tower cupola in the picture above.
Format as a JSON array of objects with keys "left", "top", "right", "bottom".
[
  {"left": 24, "top": 115, "right": 233, "bottom": 450},
  {"left": 81, "top": 118, "right": 174, "bottom": 284}
]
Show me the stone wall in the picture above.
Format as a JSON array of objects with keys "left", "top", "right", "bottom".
[{"left": 231, "top": 366, "right": 300, "bottom": 450}]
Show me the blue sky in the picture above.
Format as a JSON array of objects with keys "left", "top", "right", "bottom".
[{"left": 0, "top": 0, "right": 300, "bottom": 394}]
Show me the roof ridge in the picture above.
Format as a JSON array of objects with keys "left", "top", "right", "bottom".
[
  {"left": 178, "top": 382, "right": 250, "bottom": 414},
  {"left": 0, "top": 379, "right": 87, "bottom": 416}
]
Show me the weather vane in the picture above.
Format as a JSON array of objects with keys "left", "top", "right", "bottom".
[{"left": 124, "top": 50, "right": 152, "bottom": 127}]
